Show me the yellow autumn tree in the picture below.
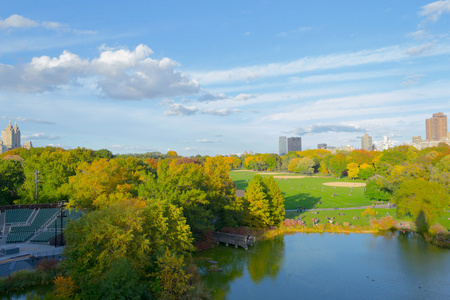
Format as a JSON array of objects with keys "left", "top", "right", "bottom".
[
  {"left": 64, "top": 158, "right": 141, "bottom": 210},
  {"left": 54, "top": 275, "right": 77, "bottom": 299},
  {"left": 347, "top": 162, "right": 359, "bottom": 179}
]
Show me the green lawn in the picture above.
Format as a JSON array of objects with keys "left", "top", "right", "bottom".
[
  {"left": 230, "top": 170, "right": 372, "bottom": 210},
  {"left": 230, "top": 170, "right": 450, "bottom": 230},
  {"left": 284, "top": 208, "right": 405, "bottom": 227}
]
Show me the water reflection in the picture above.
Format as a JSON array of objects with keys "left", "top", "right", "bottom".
[
  {"left": 196, "top": 235, "right": 285, "bottom": 299},
  {"left": 196, "top": 232, "right": 450, "bottom": 300},
  {"left": 247, "top": 235, "right": 284, "bottom": 283}
]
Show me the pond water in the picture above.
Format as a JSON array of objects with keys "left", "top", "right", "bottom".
[{"left": 195, "top": 232, "right": 450, "bottom": 300}]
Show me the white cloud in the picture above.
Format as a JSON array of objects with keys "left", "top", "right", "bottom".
[
  {"left": 406, "top": 30, "right": 431, "bottom": 40},
  {"left": 22, "top": 133, "right": 62, "bottom": 140},
  {"left": 202, "top": 108, "right": 241, "bottom": 116},
  {"left": 1, "top": 116, "right": 55, "bottom": 125},
  {"left": 0, "top": 44, "right": 200, "bottom": 99},
  {"left": 196, "top": 139, "right": 220, "bottom": 143},
  {"left": 0, "top": 15, "right": 38, "bottom": 29},
  {"left": 419, "top": 0, "right": 450, "bottom": 22},
  {"left": 233, "top": 93, "right": 256, "bottom": 101},
  {"left": 110, "top": 145, "right": 156, "bottom": 151},
  {"left": 164, "top": 103, "right": 198, "bottom": 116},
  {"left": 191, "top": 46, "right": 407, "bottom": 85},
  {"left": 401, "top": 74, "right": 424, "bottom": 86},
  {"left": 294, "top": 124, "right": 365, "bottom": 135},
  {"left": 0, "top": 14, "right": 94, "bottom": 34},
  {"left": 191, "top": 43, "right": 450, "bottom": 85},
  {"left": 197, "top": 92, "right": 226, "bottom": 102},
  {"left": 405, "top": 42, "right": 435, "bottom": 56}
]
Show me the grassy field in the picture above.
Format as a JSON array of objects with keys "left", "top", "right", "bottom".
[
  {"left": 284, "top": 208, "right": 405, "bottom": 227},
  {"left": 230, "top": 170, "right": 450, "bottom": 230},
  {"left": 230, "top": 170, "right": 372, "bottom": 210}
]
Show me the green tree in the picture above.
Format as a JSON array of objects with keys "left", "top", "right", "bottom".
[
  {"left": 0, "top": 158, "right": 24, "bottom": 205},
  {"left": 100, "top": 258, "right": 145, "bottom": 300},
  {"left": 328, "top": 153, "right": 347, "bottom": 177},
  {"left": 138, "top": 159, "right": 211, "bottom": 235},
  {"left": 153, "top": 249, "right": 192, "bottom": 300},
  {"left": 63, "top": 197, "right": 194, "bottom": 298},
  {"left": 393, "top": 179, "right": 449, "bottom": 232},
  {"left": 364, "top": 175, "right": 392, "bottom": 201},
  {"left": 358, "top": 163, "right": 375, "bottom": 180},
  {"left": 243, "top": 175, "right": 270, "bottom": 228},
  {"left": 262, "top": 176, "right": 285, "bottom": 226},
  {"left": 296, "top": 157, "right": 315, "bottom": 175},
  {"left": 95, "top": 149, "right": 114, "bottom": 159}
]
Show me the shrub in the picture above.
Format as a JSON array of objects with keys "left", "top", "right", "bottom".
[
  {"left": 54, "top": 275, "right": 77, "bottom": 299},
  {"left": 428, "top": 224, "right": 447, "bottom": 236},
  {"left": 361, "top": 207, "right": 378, "bottom": 217},
  {"left": 370, "top": 216, "right": 396, "bottom": 231},
  {"left": 35, "top": 258, "right": 59, "bottom": 272},
  {"left": 282, "top": 219, "right": 304, "bottom": 227}
]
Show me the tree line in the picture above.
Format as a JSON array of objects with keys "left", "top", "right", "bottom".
[{"left": 0, "top": 147, "right": 285, "bottom": 298}]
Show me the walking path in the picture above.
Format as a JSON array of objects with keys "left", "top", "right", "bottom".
[{"left": 285, "top": 204, "right": 391, "bottom": 212}]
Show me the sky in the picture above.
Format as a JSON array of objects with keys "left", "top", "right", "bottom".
[{"left": 1, "top": 0, "right": 450, "bottom": 156}]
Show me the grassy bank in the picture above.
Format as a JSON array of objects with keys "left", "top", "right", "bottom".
[
  {"left": 0, "top": 259, "right": 62, "bottom": 296},
  {"left": 230, "top": 170, "right": 371, "bottom": 209}
]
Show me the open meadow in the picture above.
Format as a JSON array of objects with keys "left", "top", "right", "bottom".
[
  {"left": 230, "top": 170, "right": 450, "bottom": 230},
  {"left": 230, "top": 170, "right": 371, "bottom": 210}
]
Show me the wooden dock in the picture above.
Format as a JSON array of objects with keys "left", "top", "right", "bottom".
[{"left": 213, "top": 232, "right": 255, "bottom": 250}]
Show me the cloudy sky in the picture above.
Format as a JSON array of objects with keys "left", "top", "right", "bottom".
[{"left": 1, "top": 1, "right": 450, "bottom": 155}]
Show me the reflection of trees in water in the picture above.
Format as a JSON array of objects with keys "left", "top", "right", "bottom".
[
  {"left": 247, "top": 234, "right": 285, "bottom": 283},
  {"left": 196, "top": 235, "right": 286, "bottom": 298},
  {"left": 198, "top": 246, "right": 248, "bottom": 299},
  {"left": 396, "top": 231, "right": 447, "bottom": 276}
]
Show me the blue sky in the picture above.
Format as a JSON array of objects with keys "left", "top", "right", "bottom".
[{"left": 1, "top": 0, "right": 450, "bottom": 156}]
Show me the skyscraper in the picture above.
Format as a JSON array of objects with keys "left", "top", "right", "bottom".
[
  {"left": 287, "top": 137, "right": 302, "bottom": 152},
  {"left": 361, "top": 133, "right": 373, "bottom": 151},
  {"left": 426, "top": 112, "right": 448, "bottom": 141},
  {"left": 279, "top": 136, "right": 287, "bottom": 156},
  {"left": 1, "top": 121, "right": 21, "bottom": 150}
]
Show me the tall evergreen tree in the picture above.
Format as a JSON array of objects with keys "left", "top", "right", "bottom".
[
  {"left": 262, "top": 176, "right": 285, "bottom": 226},
  {"left": 243, "top": 175, "right": 270, "bottom": 228}
]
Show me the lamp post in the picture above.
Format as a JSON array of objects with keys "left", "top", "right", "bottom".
[
  {"left": 55, "top": 201, "right": 67, "bottom": 247},
  {"left": 33, "top": 170, "right": 40, "bottom": 204}
]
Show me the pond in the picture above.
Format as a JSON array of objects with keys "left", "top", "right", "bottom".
[{"left": 195, "top": 232, "right": 450, "bottom": 299}]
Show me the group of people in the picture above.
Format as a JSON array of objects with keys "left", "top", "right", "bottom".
[{"left": 312, "top": 218, "right": 320, "bottom": 225}]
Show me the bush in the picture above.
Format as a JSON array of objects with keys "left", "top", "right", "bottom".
[
  {"left": 54, "top": 275, "right": 77, "bottom": 299},
  {"left": 361, "top": 207, "right": 378, "bottom": 217},
  {"left": 282, "top": 219, "right": 304, "bottom": 227},
  {"left": 370, "top": 216, "right": 396, "bottom": 231},
  {"left": 428, "top": 224, "right": 447, "bottom": 236}
]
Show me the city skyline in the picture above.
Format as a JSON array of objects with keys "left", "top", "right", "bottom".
[{"left": 1, "top": 1, "right": 450, "bottom": 155}]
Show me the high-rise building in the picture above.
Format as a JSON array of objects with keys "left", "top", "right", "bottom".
[
  {"left": 361, "top": 133, "right": 373, "bottom": 151},
  {"left": 317, "top": 143, "right": 327, "bottom": 149},
  {"left": 279, "top": 136, "right": 287, "bottom": 156},
  {"left": 426, "top": 112, "right": 447, "bottom": 141},
  {"left": 287, "top": 137, "right": 302, "bottom": 152},
  {"left": 1, "top": 121, "right": 20, "bottom": 151},
  {"left": 377, "top": 136, "right": 394, "bottom": 151},
  {"left": 1, "top": 122, "right": 32, "bottom": 153},
  {"left": 412, "top": 136, "right": 423, "bottom": 143}
]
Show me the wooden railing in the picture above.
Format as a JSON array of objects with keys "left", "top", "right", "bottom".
[{"left": 213, "top": 232, "right": 255, "bottom": 250}]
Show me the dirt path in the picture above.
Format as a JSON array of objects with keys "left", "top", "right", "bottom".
[
  {"left": 322, "top": 182, "right": 366, "bottom": 187},
  {"left": 285, "top": 204, "right": 391, "bottom": 212}
]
